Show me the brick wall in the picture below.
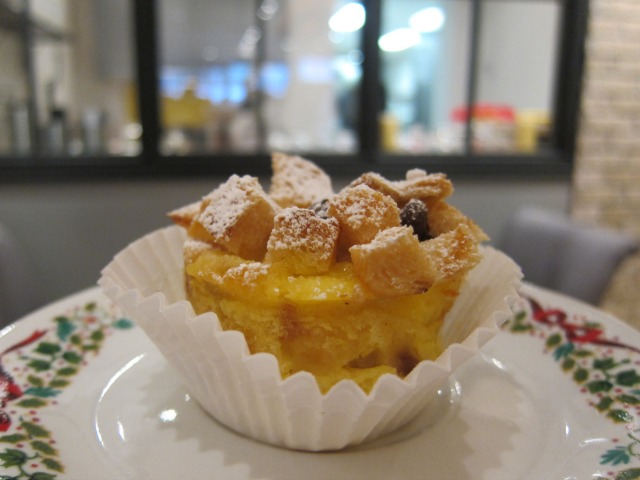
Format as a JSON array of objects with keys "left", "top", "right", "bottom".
[{"left": 572, "top": 0, "right": 640, "bottom": 326}]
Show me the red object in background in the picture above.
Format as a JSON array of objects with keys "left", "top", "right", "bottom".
[{"left": 451, "top": 103, "right": 515, "bottom": 123}]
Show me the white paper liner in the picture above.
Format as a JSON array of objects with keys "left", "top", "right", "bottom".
[{"left": 99, "top": 225, "right": 522, "bottom": 451}]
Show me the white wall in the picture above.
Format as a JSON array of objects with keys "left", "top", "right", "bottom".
[
  {"left": 478, "top": 2, "right": 559, "bottom": 111},
  {"left": 0, "top": 176, "right": 570, "bottom": 321}
]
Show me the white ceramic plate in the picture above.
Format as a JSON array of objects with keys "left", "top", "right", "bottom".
[{"left": 1, "top": 284, "right": 639, "bottom": 479}]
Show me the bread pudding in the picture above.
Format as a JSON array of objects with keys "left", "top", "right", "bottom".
[{"left": 169, "top": 153, "right": 487, "bottom": 393}]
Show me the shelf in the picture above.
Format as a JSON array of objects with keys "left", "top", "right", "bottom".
[
  {"left": 0, "top": 0, "right": 67, "bottom": 41},
  {"left": 0, "top": 0, "right": 23, "bottom": 32}
]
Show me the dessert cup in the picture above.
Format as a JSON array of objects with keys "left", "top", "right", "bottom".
[{"left": 99, "top": 225, "right": 521, "bottom": 451}]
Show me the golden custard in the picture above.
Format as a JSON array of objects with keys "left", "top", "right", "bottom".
[
  {"left": 171, "top": 153, "right": 487, "bottom": 393},
  {"left": 186, "top": 246, "right": 466, "bottom": 393}
]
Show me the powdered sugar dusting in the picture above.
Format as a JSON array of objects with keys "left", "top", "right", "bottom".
[
  {"left": 421, "top": 224, "right": 480, "bottom": 277},
  {"left": 329, "top": 184, "right": 399, "bottom": 232},
  {"left": 199, "top": 175, "right": 275, "bottom": 242},
  {"left": 346, "top": 172, "right": 401, "bottom": 201},
  {"left": 225, "top": 262, "right": 270, "bottom": 286},
  {"left": 170, "top": 155, "right": 482, "bottom": 294},
  {"left": 269, "top": 153, "right": 334, "bottom": 207},
  {"left": 183, "top": 238, "right": 215, "bottom": 263},
  {"left": 268, "top": 207, "right": 339, "bottom": 260},
  {"left": 396, "top": 172, "right": 453, "bottom": 201},
  {"left": 184, "top": 238, "right": 213, "bottom": 253},
  {"left": 355, "top": 225, "right": 408, "bottom": 252},
  {"left": 405, "top": 168, "right": 427, "bottom": 180}
]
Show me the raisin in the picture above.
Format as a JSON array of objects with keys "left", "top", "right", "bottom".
[
  {"left": 395, "top": 350, "right": 420, "bottom": 377},
  {"left": 400, "top": 199, "right": 431, "bottom": 241},
  {"left": 309, "top": 198, "right": 330, "bottom": 219}
]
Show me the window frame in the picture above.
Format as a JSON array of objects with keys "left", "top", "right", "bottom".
[{"left": 0, "top": 0, "right": 589, "bottom": 182}]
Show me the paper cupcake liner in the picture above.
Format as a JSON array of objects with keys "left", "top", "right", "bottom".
[{"left": 99, "top": 225, "right": 522, "bottom": 451}]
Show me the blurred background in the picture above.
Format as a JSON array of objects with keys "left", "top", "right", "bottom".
[{"left": 0, "top": 0, "right": 638, "bottom": 327}]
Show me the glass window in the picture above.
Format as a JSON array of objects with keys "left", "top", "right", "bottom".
[
  {"left": 475, "top": 0, "right": 561, "bottom": 154},
  {"left": 0, "top": 14, "right": 28, "bottom": 156},
  {"left": 379, "top": 0, "right": 561, "bottom": 156},
  {"left": 0, "top": 0, "right": 588, "bottom": 178},
  {"left": 0, "top": 0, "right": 139, "bottom": 159},
  {"left": 379, "top": 0, "right": 472, "bottom": 154},
  {"left": 157, "top": 0, "right": 361, "bottom": 155}
]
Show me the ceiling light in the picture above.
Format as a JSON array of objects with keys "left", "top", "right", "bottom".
[
  {"left": 257, "top": 0, "right": 278, "bottom": 21},
  {"left": 329, "top": 3, "right": 365, "bottom": 33},
  {"left": 378, "top": 28, "right": 420, "bottom": 52},
  {"left": 238, "top": 26, "right": 262, "bottom": 58},
  {"left": 409, "top": 6, "right": 445, "bottom": 33}
]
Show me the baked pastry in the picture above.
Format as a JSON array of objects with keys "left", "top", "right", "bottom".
[
  {"left": 102, "top": 151, "right": 520, "bottom": 451},
  {"left": 169, "top": 153, "right": 487, "bottom": 393}
]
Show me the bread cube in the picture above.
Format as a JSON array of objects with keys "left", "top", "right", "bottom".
[
  {"left": 347, "top": 172, "right": 402, "bottom": 203},
  {"left": 265, "top": 207, "right": 339, "bottom": 275},
  {"left": 269, "top": 152, "right": 334, "bottom": 208},
  {"left": 396, "top": 171, "right": 454, "bottom": 205},
  {"left": 350, "top": 226, "right": 437, "bottom": 296},
  {"left": 426, "top": 201, "right": 489, "bottom": 242},
  {"left": 168, "top": 200, "right": 201, "bottom": 228},
  {"left": 327, "top": 184, "right": 400, "bottom": 249},
  {"left": 195, "top": 175, "right": 280, "bottom": 260},
  {"left": 420, "top": 223, "right": 482, "bottom": 279}
]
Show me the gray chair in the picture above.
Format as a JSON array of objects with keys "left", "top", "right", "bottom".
[
  {"left": 0, "top": 223, "right": 43, "bottom": 327},
  {"left": 498, "top": 207, "right": 639, "bottom": 305}
]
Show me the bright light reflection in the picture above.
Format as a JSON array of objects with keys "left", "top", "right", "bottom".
[
  {"left": 451, "top": 380, "right": 462, "bottom": 398},
  {"left": 409, "top": 6, "right": 445, "bottom": 33},
  {"left": 329, "top": 3, "right": 365, "bottom": 33},
  {"left": 378, "top": 28, "right": 421, "bottom": 52},
  {"left": 94, "top": 354, "right": 145, "bottom": 447},
  {"left": 490, "top": 357, "right": 507, "bottom": 371},
  {"left": 238, "top": 26, "right": 262, "bottom": 58},
  {"left": 0, "top": 323, "right": 16, "bottom": 339},
  {"left": 335, "top": 57, "right": 360, "bottom": 82},
  {"left": 159, "top": 409, "right": 178, "bottom": 423},
  {"left": 257, "top": 0, "right": 278, "bottom": 20},
  {"left": 580, "top": 436, "right": 609, "bottom": 446}
]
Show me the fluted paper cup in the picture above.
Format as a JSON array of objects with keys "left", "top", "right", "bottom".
[{"left": 99, "top": 225, "right": 521, "bottom": 451}]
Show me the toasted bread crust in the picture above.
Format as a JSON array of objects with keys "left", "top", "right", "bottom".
[
  {"left": 350, "top": 226, "right": 437, "bottom": 296},
  {"left": 427, "top": 201, "right": 489, "bottom": 242},
  {"left": 266, "top": 207, "right": 340, "bottom": 275},
  {"left": 169, "top": 154, "right": 487, "bottom": 297},
  {"left": 348, "top": 169, "right": 453, "bottom": 207},
  {"left": 327, "top": 184, "right": 401, "bottom": 251},
  {"left": 196, "top": 175, "right": 280, "bottom": 260},
  {"left": 269, "top": 152, "right": 334, "bottom": 208},
  {"left": 167, "top": 201, "right": 201, "bottom": 228}
]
